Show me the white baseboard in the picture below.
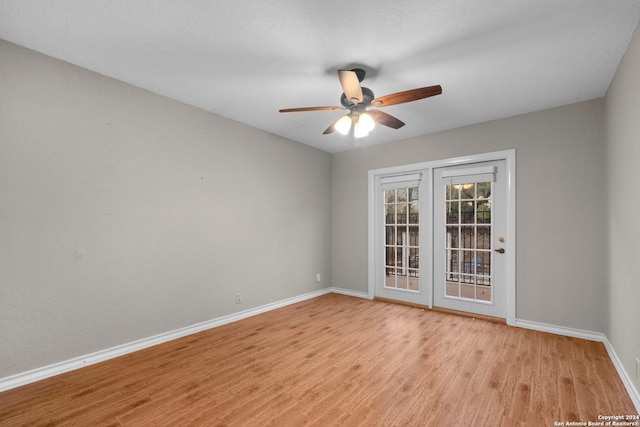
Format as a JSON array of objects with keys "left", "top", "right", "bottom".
[
  {"left": 329, "top": 286, "right": 371, "bottom": 299},
  {"left": 602, "top": 337, "right": 640, "bottom": 413},
  {"left": 515, "top": 318, "right": 639, "bottom": 413},
  {"left": 514, "top": 319, "right": 606, "bottom": 342},
  {"left": 0, "top": 287, "right": 332, "bottom": 393}
]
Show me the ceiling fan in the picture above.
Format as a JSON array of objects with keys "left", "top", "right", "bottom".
[{"left": 279, "top": 68, "right": 442, "bottom": 138}]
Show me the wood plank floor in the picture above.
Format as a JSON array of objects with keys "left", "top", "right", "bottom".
[{"left": 0, "top": 294, "right": 636, "bottom": 426}]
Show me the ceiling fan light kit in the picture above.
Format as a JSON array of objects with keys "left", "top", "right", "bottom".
[
  {"left": 334, "top": 115, "right": 353, "bottom": 135},
  {"left": 354, "top": 112, "right": 375, "bottom": 137},
  {"left": 279, "top": 68, "right": 442, "bottom": 142}
]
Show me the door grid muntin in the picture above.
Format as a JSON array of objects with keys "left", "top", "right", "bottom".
[
  {"left": 384, "top": 187, "right": 420, "bottom": 292},
  {"left": 444, "top": 182, "right": 493, "bottom": 302}
]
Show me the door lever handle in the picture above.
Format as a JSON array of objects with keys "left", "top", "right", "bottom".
[{"left": 494, "top": 248, "right": 505, "bottom": 254}]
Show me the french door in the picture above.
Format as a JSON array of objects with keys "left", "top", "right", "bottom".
[
  {"left": 433, "top": 160, "right": 507, "bottom": 318},
  {"left": 374, "top": 171, "right": 429, "bottom": 306},
  {"left": 370, "top": 152, "right": 514, "bottom": 322}
]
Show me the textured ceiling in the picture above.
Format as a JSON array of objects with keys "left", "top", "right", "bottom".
[{"left": 1, "top": 0, "right": 639, "bottom": 153}]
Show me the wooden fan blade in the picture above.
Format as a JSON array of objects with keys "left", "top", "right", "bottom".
[
  {"left": 279, "top": 106, "right": 343, "bottom": 113},
  {"left": 368, "top": 110, "right": 405, "bottom": 129},
  {"left": 322, "top": 125, "right": 335, "bottom": 135},
  {"left": 322, "top": 118, "right": 339, "bottom": 135},
  {"left": 371, "top": 85, "right": 442, "bottom": 107},
  {"left": 338, "top": 70, "right": 363, "bottom": 104}
]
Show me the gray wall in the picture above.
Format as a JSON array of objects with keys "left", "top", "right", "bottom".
[
  {"left": 605, "top": 23, "right": 640, "bottom": 391},
  {"left": 332, "top": 99, "right": 606, "bottom": 332},
  {"left": 0, "top": 40, "right": 332, "bottom": 378}
]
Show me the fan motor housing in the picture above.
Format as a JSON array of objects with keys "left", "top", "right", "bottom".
[{"left": 341, "top": 87, "right": 374, "bottom": 108}]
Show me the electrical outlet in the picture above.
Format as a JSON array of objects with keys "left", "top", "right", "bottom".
[
  {"left": 316, "top": 273, "right": 321, "bottom": 283},
  {"left": 636, "top": 357, "right": 640, "bottom": 382},
  {"left": 235, "top": 293, "right": 242, "bottom": 304}
]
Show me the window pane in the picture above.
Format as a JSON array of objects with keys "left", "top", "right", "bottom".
[
  {"left": 409, "top": 202, "right": 419, "bottom": 224},
  {"left": 463, "top": 251, "right": 475, "bottom": 274},
  {"left": 477, "top": 200, "right": 491, "bottom": 223},
  {"left": 477, "top": 182, "right": 491, "bottom": 199},
  {"left": 408, "top": 272, "right": 419, "bottom": 291},
  {"left": 385, "top": 246, "right": 396, "bottom": 266},
  {"left": 446, "top": 282, "right": 459, "bottom": 297},
  {"left": 460, "top": 274, "right": 474, "bottom": 285},
  {"left": 397, "top": 204, "right": 407, "bottom": 224},
  {"left": 396, "top": 247, "right": 404, "bottom": 267},
  {"left": 397, "top": 188, "right": 407, "bottom": 202},
  {"left": 477, "top": 226, "right": 491, "bottom": 249},
  {"left": 386, "top": 226, "right": 395, "bottom": 245},
  {"left": 461, "top": 226, "right": 475, "bottom": 249},
  {"left": 461, "top": 183, "right": 475, "bottom": 200},
  {"left": 385, "top": 190, "right": 395, "bottom": 204},
  {"left": 478, "top": 251, "right": 491, "bottom": 275},
  {"left": 477, "top": 284, "right": 491, "bottom": 301},
  {"left": 461, "top": 202, "right": 475, "bottom": 224},
  {"left": 446, "top": 249, "right": 459, "bottom": 273},
  {"left": 446, "top": 226, "right": 459, "bottom": 249},
  {"left": 446, "top": 202, "right": 459, "bottom": 224},
  {"left": 385, "top": 204, "right": 395, "bottom": 224},
  {"left": 409, "top": 226, "right": 419, "bottom": 246},
  {"left": 385, "top": 269, "right": 396, "bottom": 288},
  {"left": 446, "top": 185, "right": 459, "bottom": 201},
  {"left": 409, "top": 248, "right": 419, "bottom": 269},
  {"left": 396, "top": 273, "right": 408, "bottom": 290},
  {"left": 461, "top": 283, "right": 475, "bottom": 298}
]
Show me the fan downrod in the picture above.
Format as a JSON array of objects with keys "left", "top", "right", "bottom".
[{"left": 352, "top": 68, "right": 366, "bottom": 82}]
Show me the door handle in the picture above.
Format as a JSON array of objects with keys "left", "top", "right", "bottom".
[{"left": 494, "top": 248, "right": 505, "bottom": 254}]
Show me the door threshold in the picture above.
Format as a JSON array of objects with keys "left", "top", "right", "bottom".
[
  {"left": 374, "top": 296, "right": 429, "bottom": 310},
  {"left": 374, "top": 297, "right": 506, "bottom": 324},
  {"left": 430, "top": 306, "right": 506, "bottom": 324}
]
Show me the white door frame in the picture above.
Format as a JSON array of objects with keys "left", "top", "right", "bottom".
[{"left": 368, "top": 149, "right": 516, "bottom": 326}]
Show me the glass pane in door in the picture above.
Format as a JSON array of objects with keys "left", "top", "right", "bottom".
[
  {"left": 384, "top": 187, "right": 420, "bottom": 292},
  {"left": 444, "top": 182, "right": 492, "bottom": 302}
]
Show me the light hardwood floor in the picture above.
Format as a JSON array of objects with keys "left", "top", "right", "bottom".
[{"left": 0, "top": 294, "right": 636, "bottom": 426}]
